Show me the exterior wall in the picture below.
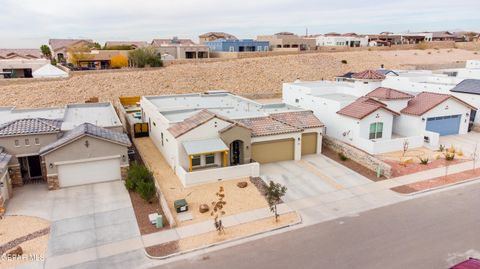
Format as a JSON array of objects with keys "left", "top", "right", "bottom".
[
  {"left": 394, "top": 114, "right": 423, "bottom": 137},
  {"left": 156, "top": 45, "right": 209, "bottom": 60},
  {"left": 0, "top": 59, "right": 49, "bottom": 79},
  {"left": 8, "top": 165, "right": 22, "bottom": 187},
  {"left": 205, "top": 40, "right": 270, "bottom": 52},
  {"left": 422, "top": 98, "right": 471, "bottom": 135},
  {"left": 0, "top": 170, "right": 11, "bottom": 206},
  {"left": 219, "top": 125, "right": 252, "bottom": 164},
  {"left": 176, "top": 162, "right": 259, "bottom": 187},
  {"left": 316, "top": 36, "right": 369, "bottom": 47},
  {"left": 0, "top": 133, "right": 59, "bottom": 165},
  {"left": 323, "top": 136, "right": 392, "bottom": 178},
  {"left": 381, "top": 99, "right": 410, "bottom": 113},
  {"left": 42, "top": 136, "right": 129, "bottom": 175},
  {"left": 257, "top": 35, "right": 317, "bottom": 50},
  {"left": 358, "top": 109, "right": 394, "bottom": 141}
]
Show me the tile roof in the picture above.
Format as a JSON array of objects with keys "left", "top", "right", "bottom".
[
  {"left": 351, "top": 70, "right": 386, "bottom": 80},
  {"left": 366, "top": 87, "right": 414, "bottom": 100},
  {"left": 401, "top": 92, "right": 477, "bottom": 116},
  {"left": 151, "top": 38, "right": 196, "bottom": 46},
  {"left": 104, "top": 41, "right": 148, "bottom": 48},
  {"left": 0, "top": 49, "right": 43, "bottom": 59},
  {"left": 168, "top": 109, "right": 233, "bottom": 138},
  {"left": 235, "top": 117, "right": 302, "bottom": 137},
  {"left": 337, "top": 97, "right": 399, "bottom": 119},
  {"left": 270, "top": 111, "right": 324, "bottom": 129},
  {"left": 39, "top": 123, "right": 131, "bottom": 155},
  {"left": 450, "top": 79, "right": 480, "bottom": 95},
  {"left": 48, "top": 39, "right": 93, "bottom": 50},
  {"left": 199, "top": 32, "right": 237, "bottom": 40},
  {"left": 0, "top": 118, "right": 62, "bottom": 137}
]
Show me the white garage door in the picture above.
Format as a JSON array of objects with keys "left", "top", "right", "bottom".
[{"left": 58, "top": 157, "right": 121, "bottom": 188}]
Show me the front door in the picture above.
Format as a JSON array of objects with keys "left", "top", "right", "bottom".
[
  {"left": 19, "top": 155, "right": 44, "bottom": 184},
  {"left": 230, "top": 141, "right": 241, "bottom": 165}
]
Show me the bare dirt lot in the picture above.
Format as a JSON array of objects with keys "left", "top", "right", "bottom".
[{"left": 1, "top": 48, "right": 479, "bottom": 108}]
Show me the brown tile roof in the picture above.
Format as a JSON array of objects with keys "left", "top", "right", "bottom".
[
  {"left": 351, "top": 70, "right": 386, "bottom": 80},
  {"left": 151, "top": 38, "right": 196, "bottom": 46},
  {"left": 168, "top": 110, "right": 233, "bottom": 138},
  {"left": 0, "top": 118, "right": 62, "bottom": 137},
  {"left": 270, "top": 111, "right": 324, "bottom": 129},
  {"left": 366, "top": 87, "right": 414, "bottom": 100},
  {"left": 0, "top": 49, "right": 43, "bottom": 59},
  {"left": 104, "top": 41, "right": 148, "bottom": 48},
  {"left": 235, "top": 117, "right": 301, "bottom": 137},
  {"left": 400, "top": 92, "right": 477, "bottom": 116},
  {"left": 199, "top": 32, "right": 237, "bottom": 40},
  {"left": 337, "top": 97, "right": 399, "bottom": 119},
  {"left": 48, "top": 39, "right": 93, "bottom": 50}
]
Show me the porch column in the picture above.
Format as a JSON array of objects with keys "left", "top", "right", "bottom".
[
  {"left": 189, "top": 155, "right": 193, "bottom": 172},
  {"left": 223, "top": 151, "right": 228, "bottom": 167}
]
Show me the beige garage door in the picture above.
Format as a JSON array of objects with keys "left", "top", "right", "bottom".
[
  {"left": 251, "top": 139, "right": 294, "bottom": 164},
  {"left": 301, "top": 132, "right": 317, "bottom": 156}
]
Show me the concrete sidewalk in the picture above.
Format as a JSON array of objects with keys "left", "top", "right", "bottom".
[{"left": 142, "top": 203, "right": 294, "bottom": 248}]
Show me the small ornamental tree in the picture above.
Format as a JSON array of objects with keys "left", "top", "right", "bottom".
[
  {"left": 40, "top": 45, "right": 52, "bottom": 59},
  {"left": 265, "top": 181, "right": 287, "bottom": 222},
  {"left": 111, "top": 54, "right": 128, "bottom": 68},
  {"left": 211, "top": 186, "right": 226, "bottom": 235}
]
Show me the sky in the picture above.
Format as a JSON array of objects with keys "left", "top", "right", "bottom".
[{"left": 1, "top": 0, "right": 479, "bottom": 48}]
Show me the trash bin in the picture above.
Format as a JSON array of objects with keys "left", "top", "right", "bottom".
[
  {"left": 155, "top": 214, "right": 163, "bottom": 228},
  {"left": 174, "top": 199, "right": 188, "bottom": 213}
]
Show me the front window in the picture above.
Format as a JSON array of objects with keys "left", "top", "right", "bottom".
[
  {"left": 35, "top": 138, "right": 40, "bottom": 145},
  {"left": 191, "top": 155, "right": 201, "bottom": 166},
  {"left": 205, "top": 154, "right": 215, "bottom": 165},
  {"left": 369, "top": 122, "right": 383, "bottom": 139},
  {"left": 25, "top": 138, "right": 30, "bottom": 146}
]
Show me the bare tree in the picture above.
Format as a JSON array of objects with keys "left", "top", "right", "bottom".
[{"left": 211, "top": 186, "right": 226, "bottom": 235}]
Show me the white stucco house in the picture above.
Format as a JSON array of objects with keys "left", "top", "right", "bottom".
[
  {"left": 283, "top": 70, "right": 477, "bottom": 155},
  {"left": 316, "top": 33, "right": 369, "bottom": 47},
  {"left": 140, "top": 92, "right": 324, "bottom": 187}
]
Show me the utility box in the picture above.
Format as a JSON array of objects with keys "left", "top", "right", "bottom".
[{"left": 174, "top": 199, "right": 188, "bottom": 213}]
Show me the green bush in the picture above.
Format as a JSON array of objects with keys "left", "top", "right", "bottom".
[
  {"left": 125, "top": 177, "right": 136, "bottom": 191},
  {"left": 126, "top": 162, "right": 154, "bottom": 191},
  {"left": 418, "top": 157, "right": 429, "bottom": 165},
  {"left": 128, "top": 46, "right": 163, "bottom": 68},
  {"left": 444, "top": 152, "right": 455, "bottom": 161},
  {"left": 137, "top": 181, "right": 156, "bottom": 203},
  {"left": 338, "top": 152, "right": 348, "bottom": 161}
]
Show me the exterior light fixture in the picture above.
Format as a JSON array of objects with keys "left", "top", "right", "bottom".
[
  {"left": 422, "top": 118, "right": 425, "bottom": 121},
  {"left": 122, "top": 155, "right": 126, "bottom": 162},
  {"left": 84, "top": 140, "right": 89, "bottom": 148},
  {"left": 49, "top": 163, "right": 54, "bottom": 168}
]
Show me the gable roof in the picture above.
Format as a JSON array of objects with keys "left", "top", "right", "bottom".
[
  {"left": 351, "top": 70, "right": 386, "bottom": 80},
  {"left": 48, "top": 39, "right": 93, "bottom": 50},
  {"left": 199, "top": 32, "right": 237, "bottom": 40},
  {"left": 39, "top": 123, "right": 131, "bottom": 155},
  {"left": 401, "top": 92, "right": 477, "bottom": 116},
  {"left": 0, "top": 118, "right": 62, "bottom": 137},
  {"left": 376, "top": 69, "right": 399, "bottom": 76},
  {"left": 0, "top": 49, "right": 43, "bottom": 59},
  {"left": 450, "top": 79, "right": 480, "bottom": 95},
  {"left": 366, "top": 87, "right": 414, "bottom": 100},
  {"left": 269, "top": 111, "right": 324, "bottom": 129},
  {"left": 168, "top": 109, "right": 233, "bottom": 138},
  {"left": 235, "top": 116, "right": 302, "bottom": 137},
  {"left": 337, "top": 97, "right": 399, "bottom": 119}
]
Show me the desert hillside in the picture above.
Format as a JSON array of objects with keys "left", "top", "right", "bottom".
[{"left": 1, "top": 48, "right": 479, "bottom": 108}]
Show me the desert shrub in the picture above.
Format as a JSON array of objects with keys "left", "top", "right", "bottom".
[
  {"left": 415, "top": 42, "right": 428, "bottom": 50},
  {"left": 438, "top": 144, "right": 445, "bottom": 152},
  {"left": 474, "top": 52, "right": 478, "bottom": 55},
  {"left": 126, "top": 162, "right": 154, "bottom": 191},
  {"left": 447, "top": 145, "right": 456, "bottom": 154},
  {"left": 418, "top": 157, "right": 429, "bottom": 165},
  {"left": 111, "top": 54, "right": 128, "bottom": 68},
  {"left": 444, "top": 152, "right": 455, "bottom": 161},
  {"left": 338, "top": 152, "right": 348, "bottom": 161},
  {"left": 125, "top": 177, "right": 136, "bottom": 191},
  {"left": 137, "top": 181, "right": 157, "bottom": 203},
  {"left": 427, "top": 51, "right": 432, "bottom": 54},
  {"left": 341, "top": 59, "right": 348, "bottom": 64},
  {"left": 457, "top": 150, "right": 464, "bottom": 156},
  {"left": 128, "top": 46, "right": 162, "bottom": 68}
]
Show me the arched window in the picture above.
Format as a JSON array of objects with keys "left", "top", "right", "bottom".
[{"left": 369, "top": 122, "right": 383, "bottom": 139}]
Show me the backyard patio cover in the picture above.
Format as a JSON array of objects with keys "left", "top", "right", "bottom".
[{"left": 183, "top": 138, "right": 228, "bottom": 156}]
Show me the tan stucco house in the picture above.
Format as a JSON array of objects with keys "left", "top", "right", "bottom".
[
  {"left": 151, "top": 38, "right": 209, "bottom": 60},
  {"left": 257, "top": 32, "right": 317, "bottom": 51}
]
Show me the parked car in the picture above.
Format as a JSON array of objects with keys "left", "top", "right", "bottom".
[{"left": 451, "top": 258, "right": 480, "bottom": 269}]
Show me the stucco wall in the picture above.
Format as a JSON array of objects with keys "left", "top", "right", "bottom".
[
  {"left": 0, "top": 133, "right": 58, "bottom": 165},
  {"left": 219, "top": 125, "right": 252, "bottom": 164},
  {"left": 43, "top": 136, "right": 129, "bottom": 174}
]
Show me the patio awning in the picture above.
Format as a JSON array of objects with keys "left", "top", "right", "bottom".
[{"left": 182, "top": 138, "right": 228, "bottom": 156}]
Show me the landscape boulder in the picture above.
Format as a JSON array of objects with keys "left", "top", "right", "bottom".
[
  {"left": 199, "top": 204, "right": 210, "bottom": 213},
  {"left": 237, "top": 181, "right": 248, "bottom": 188},
  {"left": 7, "top": 246, "right": 23, "bottom": 256}
]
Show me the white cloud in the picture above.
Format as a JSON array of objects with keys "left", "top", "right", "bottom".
[{"left": 0, "top": 0, "right": 479, "bottom": 48}]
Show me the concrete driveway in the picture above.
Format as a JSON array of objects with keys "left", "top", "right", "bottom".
[
  {"left": 439, "top": 132, "right": 480, "bottom": 158},
  {"left": 260, "top": 154, "right": 372, "bottom": 202},
  {"left": 6, "top": 181, "right": 142, "bottom": 269}
]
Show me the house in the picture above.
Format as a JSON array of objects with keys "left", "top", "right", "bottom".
[
  {"left": 151, "top": 38, "right": 209, "bottom": 59},
  {"left": 103, "top": 41, "right": 148, "bottom": 49},
  {"left": 205, "top": 39, "right": 270, "bottom": 52},
  {"left": 283, "top": 72, "right": 477, "bottom": 154},
  {"left": 0, "top": 148, "right": 12, "bottom": 207},
  {"left": 49, "top": 38, "right": 93, "bottom": 63},
  {"left": 71, "top": 50, "right": 129, "bottom": 70},
  {"left": 257, "top": 32, "right": 317, "bottom": 51},
  {"left": 140, "top": 92, "right": 324, "bottom": 186},
  {"left": 430, "top": 31, "right": 456, "bottom": 41},
  {"left": 0, "top": 49, "right": 49, "bottom": 79},
  {"left": 367, "top": 33, "right": 402, "bottom": 46},
  {"left": 0, "top": 102, "right": 130, "bottom": 190},
  {"left": 316, "top": 33, "right": 369, "bottom": 47},
  {"left": 199, "top": 32, "right": 237, "bottom": 43}
]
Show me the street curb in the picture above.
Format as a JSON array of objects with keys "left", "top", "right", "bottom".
[
  {"left": 143, "top": 211, "right": 303, "bottom": 260},
  {"left": 395, "top": 176, "right": 480, "bottom": 196}
]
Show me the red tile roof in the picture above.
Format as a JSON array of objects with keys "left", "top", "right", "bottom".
[
  {"left": 270, "top": 111, "right": 324, "bottom": 129},
  {"left": 351, "top": 70, "right": 386, "bottom": 80},
  {"left": 366, "top": 87, "right": 414, "bottom": 100},
  {"left": 167, "top": 110, "right": 232, "bottom": 138},
  {"left": 401, "top": 92, "right": 477, "bottom": 116},
  {"left": 235, "top": 117, "right": 302, "bottom": 137},
  {"left": 337, "top": 97, "right": 399, "bottom": 119}
]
